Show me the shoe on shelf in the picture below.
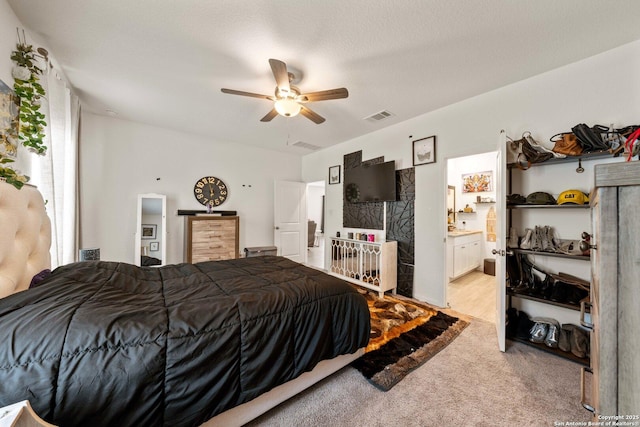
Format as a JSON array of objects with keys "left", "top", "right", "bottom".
[
  {"left": 516, "top": 311, "right": 534, "bottom": 340},
  {"left": 527, "top": 271, "right": 545, "bottom": 296},
  {"left": 539, "top": 274, "right": 554, "bottom": 300},
  {"left": 531, "top": 226, "right": 543, "bottom": 251},
  {"left": 520, "top": 228, "right": 533, "bottom": 249},
  {"left": 540, "top": 225, "right": 553, "bottom": 252},
  {"left": 549, "top": 280, "right": 568, "bottom": 303},
  {"left": 571, "top": 326, "right": 590, "bottom": 358},
  {"left": 506, "top": 307, "right": 519, "bottom": 338},
  {"left": 565, "top": 285, "right": 589, "bottom": 306},
  {"left": 508, "top": 227, "right": 519, "bottom": 248},
  {"left": 529, "top": 317, "right": 560, "bottom": 347},
  {"left": 529, "top": 321, "right": 549, "bottom": 343},
  {"left": 506, "top": 254, "right": 521, "bottom": 287},
  {"left": 513, "top": 255, "right": 534, "bottom": 294},
  {"left": 548, "top": 226, "right": 561, "bottom": 252},
  {"left": 542, "top": 225, "right": 559, "bottom": 252},
  {"left": 511, "top": 281, "right": 530, "bottom": 294},
  {"left": 556, "top": 240, "right": 583, "bottom": 255},
  {"left": 545, "top": 320, "right": 560, "bottom": 348},
  {"left": 558, "top": 324, "right": 576, "bottom": 352}
]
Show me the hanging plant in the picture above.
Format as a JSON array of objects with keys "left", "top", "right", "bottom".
[
  {"left": 0, "top": 156, "right": 29, "bottom": 189},
  {"left": 10, "top": 30, "right": 47, "bottom": 156},
  {"left": 1, "top": 30, "right": 47, "bottom": 190}
]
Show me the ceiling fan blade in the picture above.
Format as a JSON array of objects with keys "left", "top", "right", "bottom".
[
  {"left": 269, "top": 58, "right": 290, "bottom": 93},
  {"left": 300, "top": 105, "right": 325, "bottom": 124},
  {"left": 299, "top": 88, "right": 349, "bottom": 102},
  {"left": 221, "top": 88, "right": 274, "bottom": 100},
  {"left": 260, "top": 108, "right": 279, "bottom": 122}
]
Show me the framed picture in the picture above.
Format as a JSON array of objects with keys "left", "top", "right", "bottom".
[
  {"left": 141, "top": 224, "right": 157, "bottom": 239},
  {"left": 328, "top": 165, "right": 341, "bottom": 185},
  {"left": 413, "top": 135, "right": 436, "bottom": 166},
  {"left": 462, "top": 171, "right": 494, "bottom": 193},
  {"left": 150, "top": 241, "right": 159, "bottom": 251}
]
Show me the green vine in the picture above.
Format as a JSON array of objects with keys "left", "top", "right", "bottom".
[
  {"left": 1, "top": 31, "right": 47, "bottom": 189},
  {"left": 0, "top": 155, "right": 29, "bottom": 189},
  {"left": 11, "top": 41, "right": 47, "bottom": 155}
]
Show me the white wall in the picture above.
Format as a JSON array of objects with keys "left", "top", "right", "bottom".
[
  {"left": 302, "top": 39, "right": 640, "bottom": 307},
  {"left": 79, "top": 113, "right": 302, "bottom": 264}
]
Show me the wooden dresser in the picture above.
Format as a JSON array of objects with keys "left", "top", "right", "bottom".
[
  {"left": 184, "top": 216, "right": 239, "bottom": 263},
  {"left": 584, "top": 161, "right": 640, "bottom": 417}
]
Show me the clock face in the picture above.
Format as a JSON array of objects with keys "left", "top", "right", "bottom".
[
  {"left": 345, "top": 183, "right": 360, "bottom": 203},
  {"left": 194, "top": 176, "right": 228, "bottom": 207}
]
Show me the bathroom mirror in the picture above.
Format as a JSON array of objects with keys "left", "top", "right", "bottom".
[{"left": 135, "top": 193, "right": 167, "bottom": 266}]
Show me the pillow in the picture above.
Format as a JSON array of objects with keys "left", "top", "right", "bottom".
[
  {"left": 29, "top": 269, "right": 52, "bottom": 289},
  {"left": 141, "top": 256, "right": 161, "bottom": 267}
]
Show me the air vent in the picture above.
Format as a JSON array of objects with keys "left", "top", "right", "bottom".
[
  {"left": 364, "top": 110, "right": 394, "bottom": 122},
  {"left": 292, "top": 141, "right": 321, "bottom": 151}
]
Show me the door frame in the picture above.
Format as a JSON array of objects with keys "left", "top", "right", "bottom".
[
  {"left": 274, "top": 180, "right": 307, "bottom": 263},
  {"left": 443, "top": 145, "right": 505, "bottom": 351},
  {"left": 305, "top": 180, "right": 326, "bottom": 269}
]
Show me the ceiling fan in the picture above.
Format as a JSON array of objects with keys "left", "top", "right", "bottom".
[{"left": 221, "top": 58, "right": 348, "bottom": 124}]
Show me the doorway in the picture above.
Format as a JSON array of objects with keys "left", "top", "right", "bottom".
[
  {"left": 445, "top": 152, "right": 498, "bottom": 323},
  {"left": 306, "top": 181, "right": 325, "bottom": 270}
]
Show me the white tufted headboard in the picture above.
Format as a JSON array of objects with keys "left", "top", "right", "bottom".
[{"left": 0, "top": 179, "right": 52, "bottom": 299}]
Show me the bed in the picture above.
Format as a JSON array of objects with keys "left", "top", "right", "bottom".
[{"left": 0, "top": 181, "right": 370, "bottom": 427}]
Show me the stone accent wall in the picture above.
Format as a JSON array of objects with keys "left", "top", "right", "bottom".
[
  {"left": 386, "top": 168, "right": 415, "bottom": 297},
  {"left": 342, "top": 151, "right": 415, "bottom": 297}
]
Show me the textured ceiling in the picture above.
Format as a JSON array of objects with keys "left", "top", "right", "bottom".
[{"left": 8, "top": 0, "right": 640, "bottom": 154}]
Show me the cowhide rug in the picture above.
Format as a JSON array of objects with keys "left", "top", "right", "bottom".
[{"left": 351, "top": 288, "right": 470, "bottom": 391}]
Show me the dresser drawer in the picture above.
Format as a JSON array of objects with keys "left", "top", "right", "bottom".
[{"left": 192, "top": 223, "right": 236, "bottom": 241}]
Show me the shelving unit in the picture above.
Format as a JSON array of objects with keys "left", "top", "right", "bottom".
[
  {"left": 510, "top": 248, "right": 589, "bottom": 261},
  {"left": 506, "top": 289, "right": 581, "bottom": 311},
  {"left": 508, "top": 204, "right": 588, "bottom": 210},
  {"left": 505, "top": 151, "right": 600, "bottom": 365},
  {"left": 506, "top": 150, "right": 616, "bottom": 169},
  {"left": 510, "top": 337, "right": 590, "bottom": 367}
]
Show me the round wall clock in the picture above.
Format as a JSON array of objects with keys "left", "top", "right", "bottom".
[
  {"left": 345, "top": 183, "right": 360, "bottom": 203},
  {"left": 194, "top": 176, "right": 228, "bottom": 207}
]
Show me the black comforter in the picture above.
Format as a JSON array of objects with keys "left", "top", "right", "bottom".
[{"left": 0, "top": 256, "right": 370, "bottom": 426}]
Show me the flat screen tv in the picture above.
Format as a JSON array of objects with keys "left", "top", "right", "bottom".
[{"left": 344, "top": 161, "right": 396, "bottom": 203}]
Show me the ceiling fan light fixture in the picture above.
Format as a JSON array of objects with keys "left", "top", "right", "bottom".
[
  {"left": 274, "top": 98, "right": 301, "bottom": 117},
  {"left": 221, "top": 58, "right": 346, "bottom": 124}
]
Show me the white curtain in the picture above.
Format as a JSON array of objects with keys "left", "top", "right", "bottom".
[{"left": 31, "top": 64, "right": 81, "bottom": 268}]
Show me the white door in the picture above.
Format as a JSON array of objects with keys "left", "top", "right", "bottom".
[
  {"left": 274, "top": 181, "right": 307, "bottom": 263},
  {"left": 494, "top": 131, "right": 507, "bottom": 352}
]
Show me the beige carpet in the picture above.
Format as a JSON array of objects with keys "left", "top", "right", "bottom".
[{"left": 247, "top": 317, "right": 591, "bottom": 426}]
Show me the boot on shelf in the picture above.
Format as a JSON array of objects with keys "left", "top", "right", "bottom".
[
  {"left": 508, "top": 227, "right": 519, "bottom": 248},
  {"left": 520, "top": 228, "right": 533, "bottom": 250},
  {"left": 531, "top": 226, "right": 543, "bottom": 251},
  {"left": 571, "top": 326, "right": 590, "bottom": 359},
  {"left": 541, "top": 225, "right": 554, "bottom": 252}
]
